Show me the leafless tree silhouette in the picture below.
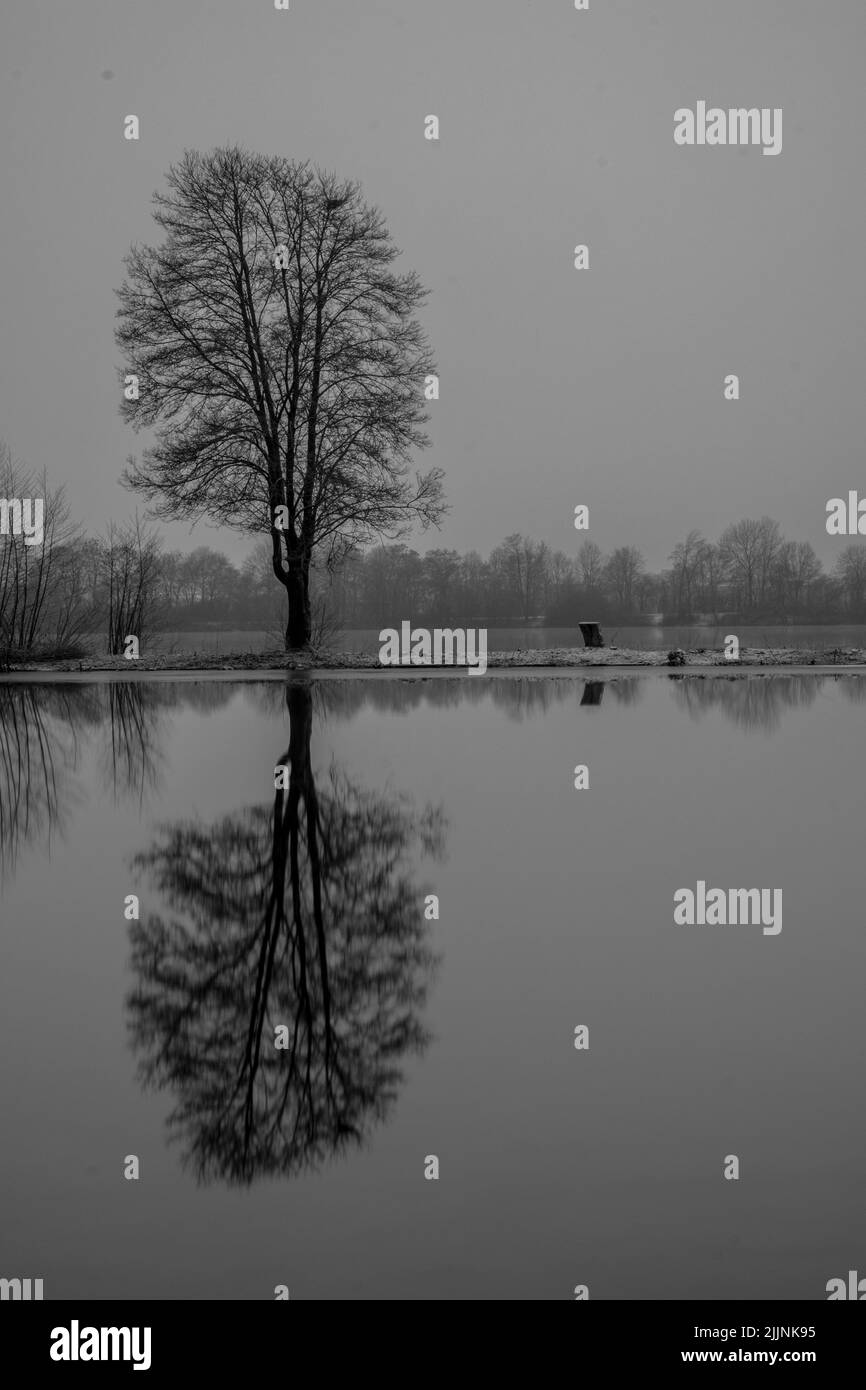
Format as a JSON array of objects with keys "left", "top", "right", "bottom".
[{"left": 116, "top": 147, "right": 445, "bottom": 650}]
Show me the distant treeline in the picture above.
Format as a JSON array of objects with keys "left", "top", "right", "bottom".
[
  {"left": 161, "top": 522, "right": 866, "bottom": 633},
  {"left": 315, "top": 524, "right": 866, "bottom": 630},
  {"left": 2, "top": 437, "right": 866, "bottom": 658}
]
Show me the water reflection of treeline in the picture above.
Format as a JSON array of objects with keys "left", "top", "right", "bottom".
[
  {"left": 2, "top": 673, "right": 864, "bottom": 884},
  {"left": 667, "top": 672, "right": 866, "bottom": 734},
  {"left": 0, "top": 681, "right": 237, "bottom": 882},
  {"left": 251, "top": 671, "right": 866, "bottom": 731},
  {"left": 247, "top": 674, "right": 646, "bottom": 722},
  {"left": 0, "top": 677, "right": 619, "bottom": 881}
]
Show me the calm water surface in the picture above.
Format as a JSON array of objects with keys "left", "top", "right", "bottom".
[{"left": 1, "top": 672, "right": 864, "bottom": 1299}]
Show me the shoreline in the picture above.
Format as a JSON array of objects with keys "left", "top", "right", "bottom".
[{"left": 2, "top": 644, "right": 865, "bottom": 681}]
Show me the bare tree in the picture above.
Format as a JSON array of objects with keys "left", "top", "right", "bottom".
[
  {"left": 697, "top": 542, "right": 725, "bottom": 618},
  {"left": 116, "top": 147, "right": 445, "bottom": 650},
  {"left": 576, "top": 539, "right": 605, "bottom": 591},
  {"left": 719, "top": 516, "right": 781, "bottom": 612},
  {"left": 771, "top": 540, "right": 822, "bottom": 611},
  {"left": 490, "top": 534, "right": 550, "bottom": 621},
  {"left": 604, "top": 545, "right": 644, "bottom": 614},
  {"left": 421, "top": 548, "right": 462, "bottom": 615},
  {"left": 834, "top": 543, "right": 866, "bottom": 613},
  {"left": 101, "top": 515, "right": 163, "bottom": 654},
  {"left": 668, "top": 530, "right": 707, "bottom": 617},
  {"left": 0, "top": 441, "right": 88, "bottom": 655}
]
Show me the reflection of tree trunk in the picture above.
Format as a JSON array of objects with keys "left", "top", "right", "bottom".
[
  {"left": 281, "top": 685, "right": 336, "bottom": 1106},
  {"left": 299, "top": 777, "right": 333, "bottom": 1086},
  {"left": 580, "top": 681, "right": 604, "bottom": 706}
]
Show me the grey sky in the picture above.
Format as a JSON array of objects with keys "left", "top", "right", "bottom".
[{"left": 1, "top": 0, "right": 864, "bottom": 571}]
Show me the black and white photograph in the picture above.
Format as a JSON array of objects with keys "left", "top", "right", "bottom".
[{"left": 1, "top": 0, "right": 865, "bottom": 1357}]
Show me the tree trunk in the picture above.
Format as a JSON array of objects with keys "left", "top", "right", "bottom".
[{"left": 285, "top": 561, "right": 312, "bottom": 650}]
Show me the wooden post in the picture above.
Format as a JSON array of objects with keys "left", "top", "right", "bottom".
[{"left": 578, "top": 622, "right": 604, "bottom": 649}]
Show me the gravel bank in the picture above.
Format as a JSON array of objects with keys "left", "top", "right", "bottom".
[{"left": 3, "top": 644, "right": 865, "bottom": 675}]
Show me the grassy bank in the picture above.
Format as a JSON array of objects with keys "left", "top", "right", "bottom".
[{"left": 2, "top": 644, "right": 866, "bottom": 675}]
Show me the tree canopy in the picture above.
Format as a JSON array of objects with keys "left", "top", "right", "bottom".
[{"left": 116, "top": 146, "right": 445, "bottom": 647}]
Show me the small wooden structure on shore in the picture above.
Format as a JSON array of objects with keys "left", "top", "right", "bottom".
[{"left": 578, "top": 622, "right": 604, "bottom": 649}]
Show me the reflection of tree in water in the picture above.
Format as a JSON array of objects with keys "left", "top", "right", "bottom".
[
  {"left": 127, "top": 683, "right": 445, "bottom": 1187},
  {"left": 0, "top": 685, "right": 84, "bottom": 882},
  {"left": 606, "top": 677, "right": 645, "bottom": 707},
  {"left": 245, "top": 673, "right": 644, "bottom": 723},
  {"left": 99, "top": 680, "right": 237, "bottom": 803},
  {"left": 101, "top": 684, "right": 166, "bottom": 806},
  {"left": 492, "top": 675, "right": 643, "bottom": 718},
  {"left": 667, "top": 673, "right": 824, "bottom": 734},
  {"left": 837, "top": 673, "right": 866, "bottom": 705},
  {"left": 0, "top": 670, "right": 638, "bottom": 889},
  {"left": 0, "top": 681, "right": 236, "bottom": 886}
]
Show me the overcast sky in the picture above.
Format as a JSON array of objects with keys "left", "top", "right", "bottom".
[{"left": 1, "top": 0, "right": 864, "bottom": 571}]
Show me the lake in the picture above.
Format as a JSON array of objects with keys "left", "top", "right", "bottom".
[{"left": 1, "top": 671, "right": 864, "bottom": 1299}]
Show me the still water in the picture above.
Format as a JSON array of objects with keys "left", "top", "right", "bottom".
[{"left": 1, "top": 672, "right": 864, "bottom": 1300}]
